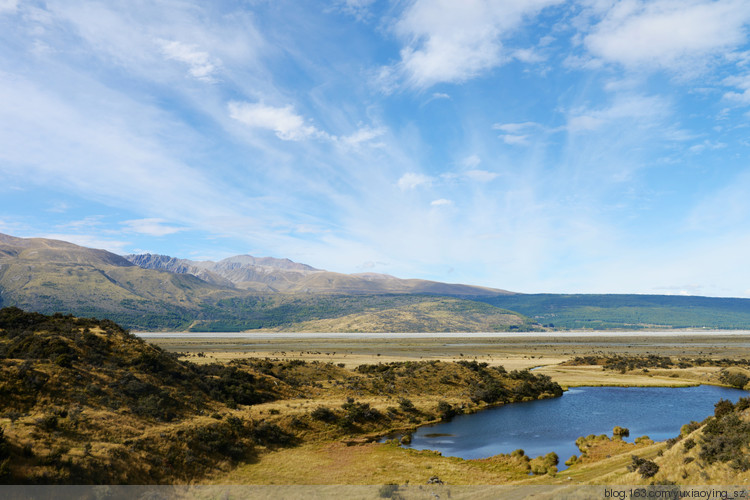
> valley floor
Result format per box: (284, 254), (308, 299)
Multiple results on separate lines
(147, 333), (750, 489)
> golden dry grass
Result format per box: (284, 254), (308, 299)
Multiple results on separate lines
(213, 441), (537, 485)
(148, 334), (750, 486)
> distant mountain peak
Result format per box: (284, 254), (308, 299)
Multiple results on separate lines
(124, 251), (510, 296)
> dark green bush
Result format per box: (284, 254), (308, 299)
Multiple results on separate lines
(436, 401), (458, 421)
(398, 397), (416, 412)
(311, 406), (337, 423)
(628, 455), (659, 478)
(714, 399), (734, 418)
(683, 438), (696, 451)
(719, 370), (749, 389)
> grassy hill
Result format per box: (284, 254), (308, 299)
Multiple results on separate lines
(0, 308), (562, 484)
(257, 297), (535, 333)
(480, 294), (750, 330)
(188, 294), (537, 332)
(0, 307), (297, 483)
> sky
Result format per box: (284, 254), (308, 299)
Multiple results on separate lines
(2, 0), (750, 297)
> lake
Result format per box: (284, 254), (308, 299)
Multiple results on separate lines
(400, 385), (748, 468)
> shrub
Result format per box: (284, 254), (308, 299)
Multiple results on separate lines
(680, 421), (701, 436)
(719, 370), (750, 389)
(341, 401), (382, 423)
(311, 406), (337, 423)
(699, 412), (750, 465)
(714, 399), (734, 418)
(613, 426), (630, 439)
(378, 483), (399, 498)
(398, 397), (416, 413)
(530, 452), (559, 475)
(436, 401), (457, 421)
(38, 414), (58, 431)
(252, 421), (295, 447)
(628, 455), (659, 479)
(683, 438), (696, 451)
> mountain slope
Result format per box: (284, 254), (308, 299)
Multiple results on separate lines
(124, 253), (511, 296)
(0, 234), (527, 331)
(0, 234), (237, 329)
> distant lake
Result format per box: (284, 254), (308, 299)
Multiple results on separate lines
(401, 385), (748, 469)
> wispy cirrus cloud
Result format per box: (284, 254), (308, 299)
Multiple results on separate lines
(228, 101), (326, 141)
(157, 39), (221, 82)
(397, 172), (433, 190)
(122, 218), (184, 237)
(0, 0), (17, 13)
(337, 126), (386, 148)
(431, 198), (453, 207)
(493, 121), (544, 145)
(566, 93), (671, 132)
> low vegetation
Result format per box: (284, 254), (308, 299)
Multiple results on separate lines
(480, 293), (750, 330)
(3, 308), (749, 486)
(0, 308), (563, 484)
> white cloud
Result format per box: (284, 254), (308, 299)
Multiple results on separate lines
(512, 48), (545, 63)
(335, 0), (377, 21)
(501, 134), (530, 145)
(566, 93), (670, 132)
(397, 172), (433, 190)
(388, 0), (563, 88)
(584, 0), (750, 72)
(493, 121), (542, 145)
(461, 154), (481, 169)
(228, 101), (324, 141)
(724, 90), (750, 104)
(688, 140), (727, 154)
(0, 0), (17, 13)
(465, 169), (499, 182)
(46, 202), (70, 213)
(338, 126), (385, 147)
(493, 121), (541, 133)
(723, 73), (750, 104)
(157, 39), (220, 82)
(566, 114), (606, 132)
(431, 198), (453, 206)
(122, 218), (184, 237)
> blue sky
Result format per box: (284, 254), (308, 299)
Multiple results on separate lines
(2, 0), (750, 297)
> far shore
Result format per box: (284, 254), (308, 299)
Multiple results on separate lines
(135, 329), (750, 339)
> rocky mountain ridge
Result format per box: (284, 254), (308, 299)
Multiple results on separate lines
(124, 252), (511, 296)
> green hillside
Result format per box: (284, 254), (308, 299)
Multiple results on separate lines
(479, 294), (750, 330)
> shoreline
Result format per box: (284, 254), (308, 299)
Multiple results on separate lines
(134, 330), (750, 339)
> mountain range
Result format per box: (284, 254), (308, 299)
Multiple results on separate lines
(0, 233), (523, 331)
(123, 252), (511, 296)
(4, 232), (750, 332)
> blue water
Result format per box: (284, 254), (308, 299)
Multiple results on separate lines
(403, 385), (748, 467)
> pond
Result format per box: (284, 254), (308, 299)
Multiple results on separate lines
(400, 385), (748, 469)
